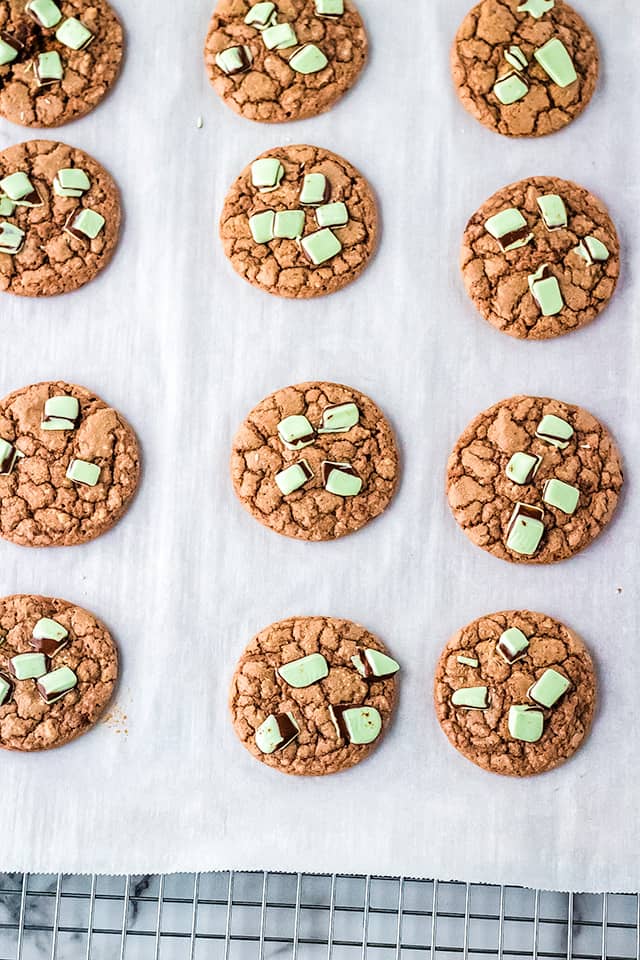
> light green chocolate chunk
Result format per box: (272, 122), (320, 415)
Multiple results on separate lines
(351, 649), (400, 678)
(301, 227), (341, 265)
(318, 402), (359, 434)
(505, 45), (528, 71)
(38, 666), (77, 703)
(33, 618), (68, 643)
(509, 705), (544, 743)
(249, 209), (275, 244)
(289, 43), (328, 75)
(485, 207), (532, 252)
(543, 478), (579, 515)
(528, 264), (564, 316)
(536, 414), (573, 449)
(534, 38), (577, 87)
(36, 50), (64, 83)
(251, 158), (284, 192)
(506, 504), (545, 556)
(0, 197), (15, 216)
(255, 713), (299, 754)
(0, 437), (20, 473)
(300, 173), (328, 206)
(493, 72), (528, 105)
(506, 451), (542, 485)
(68, 208), (105, 239)
(278, 653), (329, 688)
(0, 221), (25, 255)
(574, 236), (610, 265)
(497, 627), (529, 664)
(54, 168), (91, 198)
(0, 172), (35, 201)
(334, 706), (382, 745)
(215, 45), (252, 75)
(518, 0), (554, 16)
(452, 686), (489, 710)
(244, 2), (277, 28)
(457, 655), (479, 668)
(316, 201), (348, 228)
(323, 462), (362, 497)
(42, 395), (79, 430)
(0, 37), (19, 66)
(262, 22), (298, 50)
(274, 209), (305, 239)
(277, 414), (315, 450)
(537, 194), (567, 230)
(275, 459), (313, 495)
(66, 458), (101, 486)
(27, 0), (62, 27)
(529, 668), (570, 708)
(56, 17), (93, 50)
(0, 675), (10, 706)
(315, 0), (344, 14)
(10, 653), (47, 680)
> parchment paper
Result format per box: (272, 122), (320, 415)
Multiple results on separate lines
(1, 0), (638, 893)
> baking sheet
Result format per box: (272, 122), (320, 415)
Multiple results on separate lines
(1, 0), (638, 893)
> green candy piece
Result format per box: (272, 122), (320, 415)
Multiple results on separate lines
(323, 461), (362, 497)
(262, 22), (298, 50)
(518, 0), (554, 16)
(0, 197), (15, 216)
(528, 264), (564, 316)
(249, 209), (275, 244)
(574, 236), (610, 266)
(331, 706), (382, 745)
(543, 478), (579, 515)
(38, 666), (77, 704)
(0, 171), (35, 202)
(456, 655), (479, 668)
(244, 2), (276, 29)
(277, 414), (315, 450)
(67, 208), (105, 240)
(10, 652), (47, 681)
(529, 668), (570, 708)
(506, 503), (545, 556)
(505, 45), (528, 71)
(278, 653), (329, 688)
(41, 394), (79, 430)
(215, 45), (253, 75)
(0, 674), (11, 706)
(537, 194), (567, 230)
(275, 459), (313, 495)
(536, 414), (573, 449)
(452, 686), (489, 709)
(56, 17), (93, 50)
(351, 649), (400, 678)
(301, 227), (342, 265)
(316, 201), (348, 229)
(54, 169), (91, 198)
(534, 38), (577, 88)
(255, 712), (299, 754)
(0, 437), (22, 473)
(27, 0), (62, 27)
(289, 43), (328, 75)
(508, 705), (544, 743)
(274, 209), (305, 239)
(0, 221), (25, 255)
(33, 618), (68, 643)
(66, 458), (101, 486)
(300, 173), (329, 206)
(317, 402), (359, 434)
(493, 72), (528, 105)
(506, 451), (542, 485)
(0, 36), (19, 66)
(485, 207), (532, 252)
(36, 50), (64, 83)
(315, 0), (344, 15)
(251, 158), (284, 192)
(497, 627), (529, 664)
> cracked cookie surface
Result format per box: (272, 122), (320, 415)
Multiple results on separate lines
(434, 610), (596, 776)
(0, 380), (140, 546)
(446, 395), (623, 564)
(0, 593), (117, 751)
(230, 616), (398, 776)
(0, 140), (120, 296)
(0, 0), (123, 128)
(462, 176), (619, 340)
(220, 144), (377, 299)
(231, 381), (398, 541)
(451, 0), (598, 137)
(204, 0), (367, 123)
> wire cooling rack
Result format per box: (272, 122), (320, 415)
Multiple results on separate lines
(1, 874), (639, 960)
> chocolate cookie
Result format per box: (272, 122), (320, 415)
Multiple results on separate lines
(230, 616), (400, 776)
(0, 380), (140, 546)
(231, 381), (398, 541)
(0, 140), (120, 296)
(451, 0), (598, 137)
(461, 176), (619, 340)
(446, 395), (623, 564)
(434, 610), (596, 776)
(0, 593), (118, 751)
(204, 0), (367, 123)
(0, 0), (123, 128)
(219, 144), (377, 299)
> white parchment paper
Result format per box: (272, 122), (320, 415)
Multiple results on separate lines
(0, 0), (638, 893)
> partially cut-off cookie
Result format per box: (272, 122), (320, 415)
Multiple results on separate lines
(230, 616), (400, 776)
(434, 610), (596, 776)
(0, 594), (118, 751)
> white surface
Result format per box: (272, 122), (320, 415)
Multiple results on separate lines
(0, 0), (638, 893)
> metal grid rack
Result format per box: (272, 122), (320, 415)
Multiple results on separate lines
(1, 874), (639, 960)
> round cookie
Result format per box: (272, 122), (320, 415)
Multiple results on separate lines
(0, 140), (121, 297)
(230, 616), (400, 776)
(446, 395), (623, 564)
(0, 0), (123, 128)
(231, 381), (398, 541)
(204, 0), (367, 123)
(461, 176), (619, 340)
(0, 593), (118, 751)
(434, 610), (596, 777)
(451, 0), (598, 138)
(0, 380), (140, 546)
(219, 144), (377, 299)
